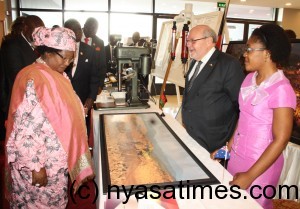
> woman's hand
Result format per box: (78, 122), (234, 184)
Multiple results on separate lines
(229, 172), (255, 190)
(32, 167), (48, 187)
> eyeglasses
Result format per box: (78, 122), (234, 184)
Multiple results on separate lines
(186, 37), (209, 44)
(244, 47), (266, 53)
(55, 52), (74, 63)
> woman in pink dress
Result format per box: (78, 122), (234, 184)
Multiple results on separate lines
(5, 26), (95, 208)
(227, 24), (296, 208)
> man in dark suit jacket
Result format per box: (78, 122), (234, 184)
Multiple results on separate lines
(182, 25), (244, 153)
(64, 19), (100, 135)
(105, 34), (118, 75)
(0, 15), (44, 118)
(82, 17), (106, 91)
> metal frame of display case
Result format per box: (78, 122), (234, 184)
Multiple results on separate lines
(99, 112), (220, 194)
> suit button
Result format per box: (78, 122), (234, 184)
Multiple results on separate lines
(188, 110), (191, 113)
(190, 126), (193, 130)
(182, 108), (185, 111)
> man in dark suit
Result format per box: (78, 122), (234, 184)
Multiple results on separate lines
(82, 17), (106, 92)
(0, 15), (44, 118)
(64, 19), (100, 135)
(182, 25), (244, 153)
(105, 34), (118, 75)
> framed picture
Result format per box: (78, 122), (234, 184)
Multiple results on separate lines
(100, 112), (220, 193)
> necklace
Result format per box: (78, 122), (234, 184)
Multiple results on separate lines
(36, 57), (47, 65)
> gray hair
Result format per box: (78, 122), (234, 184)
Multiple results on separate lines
(203, 26), (217, 43)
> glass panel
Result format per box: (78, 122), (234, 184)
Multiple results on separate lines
(100, 112), (219, 193)
(227, 22), (244, 41)
(11, 10), (18, 23)
(248, 24), (262, 38)
(156, 1), (217, 15)
(228, 4), (274, 21)
(64, 12), (108, 45)
(65, 0), (108, 11)
(20, 11), (63, 28)
(20, 0), (62, 9)
(111, 0), (152, 13)
(110, 14), (152, 46)
(11, 0), (17, 8)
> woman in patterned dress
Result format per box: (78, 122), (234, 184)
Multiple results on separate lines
(5, 26), (95, 208)
(225, 24), (296, 209)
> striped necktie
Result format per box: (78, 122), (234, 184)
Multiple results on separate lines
(187, 61), (202, 92)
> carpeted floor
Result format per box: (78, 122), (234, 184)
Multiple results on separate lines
(273, 199), (300, 209)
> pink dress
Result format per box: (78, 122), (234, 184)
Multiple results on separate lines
(6, 80), (68, 209)
(227, 70), (296, 209)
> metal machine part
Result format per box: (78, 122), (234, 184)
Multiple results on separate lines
(114, 46), (151, 107)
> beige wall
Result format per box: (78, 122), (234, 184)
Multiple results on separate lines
(282, 8), (300, 38)
(0, 0), (5, 45)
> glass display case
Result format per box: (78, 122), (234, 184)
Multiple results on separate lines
(99, 112), (219, 193)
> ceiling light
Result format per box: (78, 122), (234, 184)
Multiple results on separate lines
(285, 3), (292, 6)
(241, 0), (246, 2)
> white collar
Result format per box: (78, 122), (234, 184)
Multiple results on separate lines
(21, 32), (34, 50)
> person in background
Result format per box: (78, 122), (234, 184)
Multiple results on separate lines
(105, 34), (118, 75)
(5, 26), (95, 208)
(223, 24), (296, 209)
(82, 17), (106, 92)
(0, 15), (44, 119)
(0, 16), (27, 140)
(129, 31), (146, 47)
(182, 25), (244, 153)
(1, 16), (26, 44)
(284, 29), (296, 39)
(64, 18), (100, 135)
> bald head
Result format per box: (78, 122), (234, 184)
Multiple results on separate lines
(83, 17), (98, 38)
(132, 32), (140, 45)
(191, 25), (217, 43)
(187, 25), (217, 61)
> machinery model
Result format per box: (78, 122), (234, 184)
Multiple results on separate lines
(114, 46), (152, 107)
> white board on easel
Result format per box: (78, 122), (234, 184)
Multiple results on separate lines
(151, 11), (224, 89)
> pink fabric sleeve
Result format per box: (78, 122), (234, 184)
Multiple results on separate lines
(268, 83), (297, 109)
(9, 80), (47, 172)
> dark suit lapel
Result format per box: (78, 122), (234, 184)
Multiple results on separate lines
(188, 50), (220, 94)
(20, 37), (38, 62)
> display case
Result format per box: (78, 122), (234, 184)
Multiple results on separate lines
(99, 112), (220, 193)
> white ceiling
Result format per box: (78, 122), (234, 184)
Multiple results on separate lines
(185, 0), (300, 9)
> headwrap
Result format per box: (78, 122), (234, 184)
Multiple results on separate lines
(32, 26), (76, 51)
